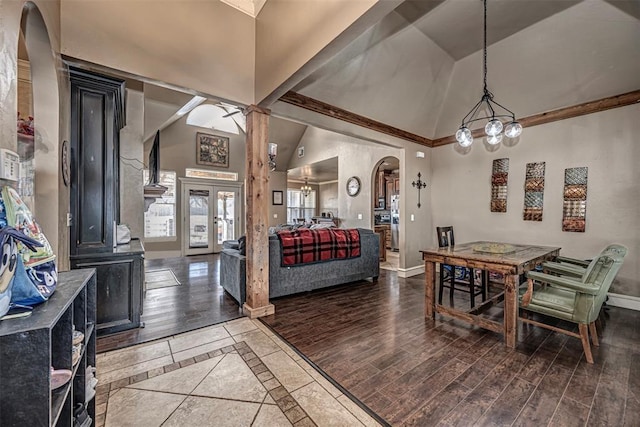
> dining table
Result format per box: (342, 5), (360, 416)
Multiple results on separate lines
(421, 241), (560, 348)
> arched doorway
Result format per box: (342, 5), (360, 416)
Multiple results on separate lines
(19, 2), (63, 262)
(372, 156), (400, 271)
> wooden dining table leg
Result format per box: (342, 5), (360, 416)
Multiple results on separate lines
(504, 274), (519, 348)
(425, 261), (435, 319)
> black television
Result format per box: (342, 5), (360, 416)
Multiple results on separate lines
(144, 130), (167, 200)
(147, 130), (160, 186)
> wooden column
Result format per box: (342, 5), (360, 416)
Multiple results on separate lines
(242, 105), (275, 318)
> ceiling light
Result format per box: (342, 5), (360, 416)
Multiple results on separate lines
(301, 178), (312, 198)
(455, 0), (522, 147)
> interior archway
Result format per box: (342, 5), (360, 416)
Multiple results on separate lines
(371, 155), (400, 271)
(19, 2), (61, 259)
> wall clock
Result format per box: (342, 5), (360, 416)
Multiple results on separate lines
(346, 176), (361, 197)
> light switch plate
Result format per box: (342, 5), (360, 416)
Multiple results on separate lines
(357, 213), (363, 220)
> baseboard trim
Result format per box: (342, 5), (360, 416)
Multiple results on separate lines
(607, 293), (640, 311)
(145, 250), (182, 260)
(397, 265), (425, 278)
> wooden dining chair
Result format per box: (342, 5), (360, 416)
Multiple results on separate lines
(436, 226), (488, 308)
(519, 247), (626, 363)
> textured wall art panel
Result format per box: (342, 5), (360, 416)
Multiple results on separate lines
(490, 158), (509, 212)
(523, 162), (545, 221)
(562, 167), (588, 232)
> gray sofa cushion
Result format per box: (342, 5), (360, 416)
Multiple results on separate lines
(219, 228), (379, 305)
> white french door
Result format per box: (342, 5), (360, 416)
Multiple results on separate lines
(181, 181), (241, 255)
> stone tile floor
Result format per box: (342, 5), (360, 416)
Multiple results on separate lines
(96, 318), (381, 427)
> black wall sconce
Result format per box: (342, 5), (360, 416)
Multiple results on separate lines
(412, 172), (427, 208)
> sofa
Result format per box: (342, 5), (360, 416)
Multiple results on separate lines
(220, 228), (380, 305)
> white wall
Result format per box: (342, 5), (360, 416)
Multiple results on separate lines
(430, 105), (640, 296)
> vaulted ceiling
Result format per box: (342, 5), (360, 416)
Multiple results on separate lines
(135, 0), (640, 181)
(275, 0), (640, 141)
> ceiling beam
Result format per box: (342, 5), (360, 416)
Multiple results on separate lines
(280, 89), (640, 149)
(431, 89), (640, 147)
(279, 91), (432, 147)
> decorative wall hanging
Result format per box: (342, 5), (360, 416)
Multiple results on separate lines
(196, 133), (229, 168)
(411, 172), (427, 208)
(523, 162), (545, 221)
(490, 158), (509, 212)
(562, 167), (588, 232)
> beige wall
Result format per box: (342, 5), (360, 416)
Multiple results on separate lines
(268, 171), (287, 227)
(430, 105), (640, 297)
(60, 0), (255, 105)
(434, 0), (640, 138)
(288, 126), (431, 272)
(0, 0), (69, 269)
(319, 182), (338, 217)
(255, 0), (400, 104)
(143, 117), (247, 253)
(120, 89), (145, 239)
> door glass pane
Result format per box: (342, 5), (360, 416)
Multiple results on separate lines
(217, 191), (235, 244)
(189, 189), (209, 248)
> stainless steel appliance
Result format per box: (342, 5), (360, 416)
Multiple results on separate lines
(375, 212), (391, 224)
(390, 195), (399, 251)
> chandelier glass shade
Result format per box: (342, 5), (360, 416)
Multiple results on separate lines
(301, 178), (312, 198)
(455, 0), (522, 147)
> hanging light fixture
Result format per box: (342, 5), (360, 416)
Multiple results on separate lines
(455, 0), (522, 148)
(300, 178), (312, 198)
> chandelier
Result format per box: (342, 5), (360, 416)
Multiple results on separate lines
(301, 178), (312, 198)
(455, 0), (522, 148)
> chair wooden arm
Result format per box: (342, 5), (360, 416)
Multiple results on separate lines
(526, 271), (600, 295)
(520, 278), (534, 307)
(542, 261), (585, 278)
(555, 256), (591, 267)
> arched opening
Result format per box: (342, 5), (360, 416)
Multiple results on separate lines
(19, 2), (61, 259)
(371, 155), (400, 271)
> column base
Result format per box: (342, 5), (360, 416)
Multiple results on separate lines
(242, 303), (275, 319)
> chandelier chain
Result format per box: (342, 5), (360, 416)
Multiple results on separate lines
(483, 0), (488, 94)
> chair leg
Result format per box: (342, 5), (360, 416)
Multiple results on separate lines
(588, 321), (599, 347)
(469, 269), (475, 309)
(438, 264), (444, 305)
(578, 323), (594, 364)
(482, 270), (488, 301)
(449, 269), (455, 306)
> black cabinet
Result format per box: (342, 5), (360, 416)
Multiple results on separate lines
(71, 239), (144, 336)
(69, 67), (125, 256)
(68, 67), (144, 336)
(0, 269), (97, 426)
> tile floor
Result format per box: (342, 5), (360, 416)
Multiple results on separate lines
(96, 318), (382, 427)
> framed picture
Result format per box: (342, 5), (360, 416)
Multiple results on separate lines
(196, 133), (229, 168)
(272, 190), (283, 205)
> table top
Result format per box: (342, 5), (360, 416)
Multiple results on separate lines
(421, 241), (560, 268)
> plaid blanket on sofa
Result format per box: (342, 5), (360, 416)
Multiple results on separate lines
(277, 228), (361, 266)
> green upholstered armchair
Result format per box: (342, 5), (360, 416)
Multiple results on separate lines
(519, 246), (626, 364)
(541, 244), (626, 279)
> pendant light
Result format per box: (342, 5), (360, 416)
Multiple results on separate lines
(455, 0), (522, 148)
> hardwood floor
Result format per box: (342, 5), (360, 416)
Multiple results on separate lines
(97, 254), (242, 353)
(262, 269), (640, 426)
